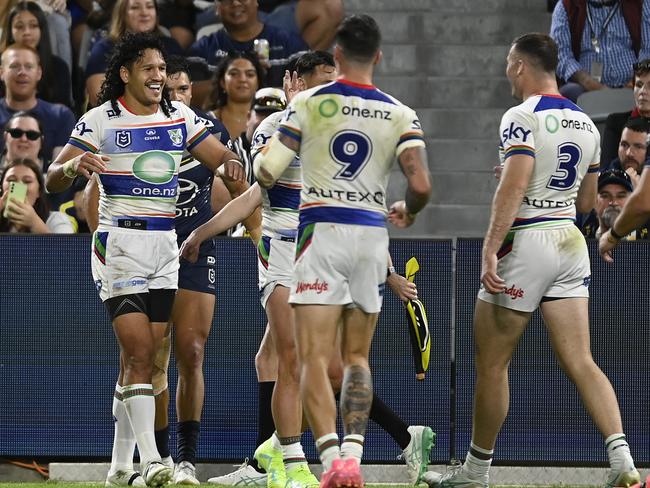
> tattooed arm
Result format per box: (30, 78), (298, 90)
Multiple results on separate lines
(388, 146), (432, 228)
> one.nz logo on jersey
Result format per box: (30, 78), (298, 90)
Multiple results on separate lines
(132, 150), (176, 184)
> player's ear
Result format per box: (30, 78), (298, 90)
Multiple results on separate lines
(373, 49), (382, 66)
(119, 65), (129, 84)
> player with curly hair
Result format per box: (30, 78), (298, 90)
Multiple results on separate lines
(46, 31), (245, 487)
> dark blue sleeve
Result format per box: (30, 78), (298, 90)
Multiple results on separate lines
(85, 39), (113, 76)
(188, 35), (212, 60)
(55, 106), (77, 148)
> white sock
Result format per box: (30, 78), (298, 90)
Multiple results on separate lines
(109, 384), (137, 473)
(122, 383), (161, 467)
(271, 431), (282, 450)
(463, 443), (493, 481)
(316, 433), (340, 471)
(340, 434), (364, 463)
(280, 436), (307, 469)
(606, 433), (635, 471)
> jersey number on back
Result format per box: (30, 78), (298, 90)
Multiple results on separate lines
(330, 130), (373, 180)
(547, 142), (582, 190)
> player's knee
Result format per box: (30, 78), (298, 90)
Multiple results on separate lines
(177, 339), (206, 372)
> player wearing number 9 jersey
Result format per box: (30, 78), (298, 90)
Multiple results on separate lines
(422, 33), (639, 488)
(254, 15), (431, 488)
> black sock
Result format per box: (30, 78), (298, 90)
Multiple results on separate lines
(155, 426), (170, 459)
(250, 381), (275, 473)
(369, 393), (411, 450)
(177, 420), (201, 465)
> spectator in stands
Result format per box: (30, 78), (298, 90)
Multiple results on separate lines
(157, 0), (196, 50)
(607, 117), (649, 188)
(1, 110), (44, 169)
(550, 0), (650, 102)
(58, 176), (91, 233)
(578, 169), (650, 239)
(1, 1), (73, 106)
(84, 0), (184, 107)
(258, 0), (344, 50)
(601, 59), (650, 166)
(215, 85), (285, 235)
(0, 45), (76, 162)
(205, 51), (264, 140)
(189, 0), (308, 89)
(0, 157), (73, 232)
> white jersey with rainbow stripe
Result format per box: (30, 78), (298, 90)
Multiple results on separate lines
(278, 79), (425, 228)
(68, 99), (209, 231)
(251, 110), (301, 240)
(498, 94), (600, 231)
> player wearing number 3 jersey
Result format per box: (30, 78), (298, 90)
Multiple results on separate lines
(423, 33), (639, 488)
(255, 15), (431, 488)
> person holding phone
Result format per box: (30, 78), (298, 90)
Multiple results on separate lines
(0, 157), (73, 233)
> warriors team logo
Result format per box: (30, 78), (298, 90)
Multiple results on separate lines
(167, 128), (183, 147)
(115, 130), (131, 148)
(132, 150), (176, 184)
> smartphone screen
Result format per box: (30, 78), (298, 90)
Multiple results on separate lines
(3, 181), (28, 218)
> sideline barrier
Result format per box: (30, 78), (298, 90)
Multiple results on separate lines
(0, 236), (647, 465)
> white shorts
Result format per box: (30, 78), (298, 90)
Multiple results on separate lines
(477, 224), (591, 312)
(258, 235), (295, 308)
(91, 228), (179, 302)
(289, 223), (389, 313)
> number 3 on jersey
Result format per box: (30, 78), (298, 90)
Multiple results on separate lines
(547, 142), (582, 190)
(330, 130), (373, 180)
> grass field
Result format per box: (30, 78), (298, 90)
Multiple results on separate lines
(0, 484), (604, 488)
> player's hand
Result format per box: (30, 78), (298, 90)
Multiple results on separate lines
(494, 164), (503, 181)
(598, 229), (619, 263)
(388, 200), (415, 228)
(221, 159), (245, 182)
(386, 272), (418, 303)
(480, 252), (506, 294)
(69, 152), (109, 178)
(46, 0), (67, 12)
(283, 70), (300, 103)
(179, 231), (203, 263)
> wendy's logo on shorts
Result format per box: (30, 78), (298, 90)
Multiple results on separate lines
(296, 279), (329, 294)
(503, 284), (524, 300)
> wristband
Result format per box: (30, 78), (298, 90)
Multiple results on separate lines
(62, 160), (77, 179)
(610, 226), (624, 240)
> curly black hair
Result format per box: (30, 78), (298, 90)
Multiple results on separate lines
(97, 31), (173, 117)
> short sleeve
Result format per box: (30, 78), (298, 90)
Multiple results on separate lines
(499, 106), (536, 161)
(68, 107), (102, 153)
(175, 103), (211, 151)
(277, 94), (304, 145)
(396, 107), (426, 158)
(251, 111), (281, 160)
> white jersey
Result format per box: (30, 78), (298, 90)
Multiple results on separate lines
(279, 79), (425, 228)
(68, 99), (210, 231)
(499, 94), (600, 231)
(251, 110), (301, 239)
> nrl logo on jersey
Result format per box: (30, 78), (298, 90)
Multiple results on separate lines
(115, 130), (131, 148)
(168, 128), (183, 147)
